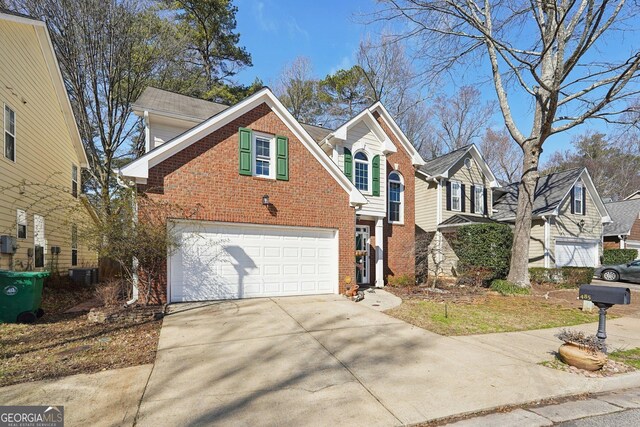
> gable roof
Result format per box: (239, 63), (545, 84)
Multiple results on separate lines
(417, 144), (498, 187)
(120, 87), (367, 206)
(439, 214), (498, 228)
(624, 191), (640, 201)
(492, 168), (610, 222)
(603, 198), (640, 236)
(0, 9), (88, 167)
(133, 86), (332, 143)
(368, 102), (425, 166)
(325, 106), (398, 155)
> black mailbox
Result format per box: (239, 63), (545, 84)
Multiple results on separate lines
(579, 285), (631, 305)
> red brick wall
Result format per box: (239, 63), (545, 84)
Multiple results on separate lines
(139, 103), (356, 302)
(373, 112), (416, 280)
(630, 217), (640, 241)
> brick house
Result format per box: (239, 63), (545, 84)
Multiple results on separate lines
(603, 196), (640, 253)
(119, 87), (423, 303)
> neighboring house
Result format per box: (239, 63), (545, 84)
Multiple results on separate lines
(415, 144), (500, 275)
(120, 87), (423, 303)
(603, 197), (640, 252)
(624, 191), (640, 201)
(0, 10), (95, 272)
(492, 168), (610, 268)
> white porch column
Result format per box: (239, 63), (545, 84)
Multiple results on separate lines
(375, 218), (384, 287)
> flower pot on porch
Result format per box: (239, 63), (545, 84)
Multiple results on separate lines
(558, 342), (607, 371)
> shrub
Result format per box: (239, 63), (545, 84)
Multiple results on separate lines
(490, 279), (530, 295)
(528, 267), (593, 287)
(456, 267), (494, 287)
(603, 249), (638, 265)
(452, 223), (513, 281)
(95, 280), (126, 307)
(387, 274), (416, 287)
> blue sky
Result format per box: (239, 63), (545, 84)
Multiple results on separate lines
(233, 0), (635, 164)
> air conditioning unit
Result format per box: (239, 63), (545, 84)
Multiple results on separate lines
(51, 246), (61, 255)
(0, 235), (17, 254)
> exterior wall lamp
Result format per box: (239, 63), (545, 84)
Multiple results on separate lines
(262, 194), (270, 206)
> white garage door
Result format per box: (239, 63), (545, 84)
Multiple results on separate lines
(169, 221), (339, 302)
(555, 240), (599, 267)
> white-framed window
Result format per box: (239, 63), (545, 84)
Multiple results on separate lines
(354, 151), (369, 192)
(253, 133), (275, 178)
(4, 104), (16, 162)
(71, 224), (78, 267)
(475, 185), (484, 214)
(388, 171), (404, 223)
(451, 180), (462, 211)
(71, 164), (79, 198)
(574, 183), (583, 214)
(17, 209), (27, 239)
(34, 214), (45, 268)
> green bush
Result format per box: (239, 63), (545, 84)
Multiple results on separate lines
(452, 223), (513, 283)
(490, 279), (530, 295)
(528, 267), (594, 287)
(603, 249), (638, 265)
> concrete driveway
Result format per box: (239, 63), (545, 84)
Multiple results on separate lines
(136, 295), (640, 427)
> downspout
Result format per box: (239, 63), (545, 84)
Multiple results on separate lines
(436, 178), (443, 263)
(619, 235), (625, 249)
(542, 215), (550, 269)
(116, 174), (139, 305)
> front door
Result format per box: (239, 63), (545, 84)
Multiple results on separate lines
(355, 225), (370, 285)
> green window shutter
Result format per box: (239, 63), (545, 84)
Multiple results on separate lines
(238, 127), (252, 176)
(372, 155), (380, 196)
(276, 135), (289, 181)
(343, 148), (353, 179)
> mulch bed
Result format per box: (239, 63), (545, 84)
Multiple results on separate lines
(0, 284), (162, 387)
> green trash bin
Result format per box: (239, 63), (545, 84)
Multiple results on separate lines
(0, 270), (50, 324)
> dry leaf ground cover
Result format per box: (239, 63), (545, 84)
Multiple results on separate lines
(0, 284), (161, 387)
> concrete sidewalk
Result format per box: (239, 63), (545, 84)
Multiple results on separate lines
(137, 295), (640, 426)
(0, 364), (152, 427)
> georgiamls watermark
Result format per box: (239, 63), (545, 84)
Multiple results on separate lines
(0, 406), (64, 427)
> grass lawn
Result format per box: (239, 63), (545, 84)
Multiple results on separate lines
(0, 285), (162, 387)
(610, 348), (640, 369)
(385, 295), (601, 336)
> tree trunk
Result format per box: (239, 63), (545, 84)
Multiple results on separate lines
(507, 141), (541, 287)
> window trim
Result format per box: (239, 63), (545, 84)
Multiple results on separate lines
(16, 209), (27, 239)
(450, 180), (462, 212)
(474, 185), (484, 215)
(353, 150), (371, 193)
(252, 132), (275, 179)
(388, 171), (404, 224)
(71, 164), (79, 198)
(71, 224), (78, 267)
(574, 183), (583, 215)
(4, 103), (16, 163)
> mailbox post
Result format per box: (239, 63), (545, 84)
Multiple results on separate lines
(578, 285), (631, 344)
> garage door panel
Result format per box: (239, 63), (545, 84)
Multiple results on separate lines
(555, 240), (598, 267)
(169, 222), (338, 302)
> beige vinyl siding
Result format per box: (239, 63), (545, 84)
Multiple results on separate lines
(550, 182), (603, 264)
(149, 116), (194, 149)
(337, 121), (386, 217)
(441, 153), (493, 223)
(415, 174), (438, 232)
(0, 19), (96, 272)
(528, 219), (547, 267)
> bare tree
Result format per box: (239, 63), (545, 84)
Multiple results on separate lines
(379, 1), (640, 286)
(425, 86), (495, 157)
(357, 33), (430, 150)
(273, 57), (321, 124)
(480, 128), (523, 183)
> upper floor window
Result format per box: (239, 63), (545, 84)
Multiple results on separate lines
(17, 209), (27, 239)
(4, 105), (15, 162)
(253, 133), (274, 178)
(72, 164), (79, 198)
(451, 181), (462, 211)
(354, 152), (369, 192)
(388, 172), (404, 223)
(574, 183), (583, 215)
(474, 185), (484, 214)
(71, 224), (78, 266)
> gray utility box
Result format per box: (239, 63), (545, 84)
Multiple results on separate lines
(0, 235), (17, 254)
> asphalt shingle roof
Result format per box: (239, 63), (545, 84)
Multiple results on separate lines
(491, 168), (584, 221)
(133, 86), (333, 143)
(603, 198), (640, 236)
(418, 145), (473, 177)
(439, 214), (498, 227)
